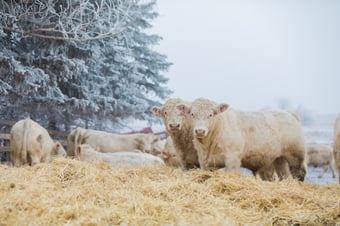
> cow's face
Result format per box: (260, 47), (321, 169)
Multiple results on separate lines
(158, 151), (180, 167)
(150, 138), (166, 155)
(152, 99), (189, 133)
(182, 98), (228, 139)
(52, 142), (67, 157)
(135, 135), (161, 154)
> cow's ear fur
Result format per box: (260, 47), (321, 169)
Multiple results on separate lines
(176, 104), (190, 116)
(135, 138), (143, 146)
(37, 134), (43, 142)
(153, 136), (159, 143)
(152, 106), (163, 118)
(214, 103), (229, 114)
(76, 146), (82, 155)
(159, 152), (170, 160)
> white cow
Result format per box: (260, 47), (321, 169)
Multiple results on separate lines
(67, 127), (161, 156)
(75, 144), (164, 168)
(10, 118), (66, 166)
(177, 98), (307, 181)
(306, 143), (336, 178)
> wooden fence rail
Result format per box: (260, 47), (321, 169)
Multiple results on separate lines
(0, 133), (10, 140)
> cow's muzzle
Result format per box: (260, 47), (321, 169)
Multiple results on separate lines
(195, 128), (206, 138)
(168, 123), (181, 131)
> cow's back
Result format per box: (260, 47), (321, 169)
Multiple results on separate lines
(306, 143), (333, 166)
(238, 111), (282, 171)
(85, 130), (137, 153)
(10, 118), (55, 166)
(272, 111), (305, 150)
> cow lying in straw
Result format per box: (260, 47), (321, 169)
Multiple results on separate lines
(75, 144), (164, 168)
(67, 127), (162, 156)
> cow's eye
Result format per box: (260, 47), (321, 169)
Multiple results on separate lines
(164, 111), (167, 116)
(191, 113), (194, 117)
(208, 114), (213, 118)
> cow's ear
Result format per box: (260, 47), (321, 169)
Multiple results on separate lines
(215, 103), (229, 114)
(159, 152), (170, 160)
(176, 104), (189, 116)
(37, 134), (43, 142)
(152, 106), (163, 118)
(76, 146), (81, 155)
(135, 138), (143, 146)
(153, 136), (159, 143)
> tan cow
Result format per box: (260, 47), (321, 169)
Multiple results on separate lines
(10, 118), (66, 166)
(67, 127), (161, 156)
(305, 143), (336, 178)
(177, 98), (307, 181)
(334, 114), (340, 184)
(75, 144), (164, 168)
(152, 98), (199, 170)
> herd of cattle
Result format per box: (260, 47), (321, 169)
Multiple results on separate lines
(8, 98), (340, 184)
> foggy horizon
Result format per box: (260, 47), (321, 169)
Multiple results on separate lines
(152, 0), (340, 115)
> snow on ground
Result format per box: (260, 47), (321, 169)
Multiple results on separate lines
(302, 113), (338, 185)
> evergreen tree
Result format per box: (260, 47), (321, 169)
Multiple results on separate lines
(0, 0), (171, 130)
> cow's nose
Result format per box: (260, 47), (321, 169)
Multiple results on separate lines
(169, 123), (180, 129)
(195, 129), (205, 137)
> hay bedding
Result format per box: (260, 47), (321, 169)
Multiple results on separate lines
(0, 159), (339, 226)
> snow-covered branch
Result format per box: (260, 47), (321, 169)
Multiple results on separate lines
(0, 0), (172, 130)
(0, 0), (133, 42)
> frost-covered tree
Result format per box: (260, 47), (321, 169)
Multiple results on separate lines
(0, 0), (171, 131)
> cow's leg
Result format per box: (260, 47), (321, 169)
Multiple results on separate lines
(224, 152), (241, 172)
(330, 165), (336, 178)
(273, 157), (292, 180)
(318, 165), (329, 178)
(11, 150), (22, 167)
(28, 147), (41, 166)
(193, 141), (208, 170)
(12, 155), (22, 167)
(288, 157), (307, 181)
(256, 165), (277, 181)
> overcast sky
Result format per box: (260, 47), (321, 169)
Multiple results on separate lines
(152, 0), (340, 114)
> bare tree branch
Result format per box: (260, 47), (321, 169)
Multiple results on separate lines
(0, 0), (135, 42)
